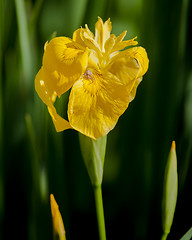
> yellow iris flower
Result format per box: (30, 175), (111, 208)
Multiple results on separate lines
(35, 17), (149, 139)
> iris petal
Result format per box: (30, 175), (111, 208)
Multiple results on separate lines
(108, 46), (149, 80)
(48, 105), (71, 132)
(103, 18), (112, 43)
(114, 47), (149, 77)
(35, 67), (55, 105)
(132, 47), (149, 78)
(68, 69), (130, 139)
(107, 54), (140, 85)
(95, 17), (112, 52)
(35, 67), (71, 132)
(72, 28), (86, 48)
(81, 29), (101, 56)
(129, 77), (143, 102)
(108, 46), (149, 102)
(112, 36), (138, 52)
(43, 37), (89, 97)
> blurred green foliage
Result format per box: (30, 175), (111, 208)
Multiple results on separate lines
(0, 0), (192, 239)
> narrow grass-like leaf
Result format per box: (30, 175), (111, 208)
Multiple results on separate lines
(0, 0), (4, 230)
(15, 0), (33, 88)
(0, 0), (4, 157)
(30, 0), (44, 31)
(180, 227), (192, 240)
(68, 0), (88, 29)
(25, 114), (40, 191)
(25, 113), (49, 202)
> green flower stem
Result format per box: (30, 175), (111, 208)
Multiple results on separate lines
(161, 233), (168, 240)
(78, 134), (107, 239)
(93, 185), (106, 240)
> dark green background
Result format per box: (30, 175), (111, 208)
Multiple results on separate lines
(0, 0), (192, 239)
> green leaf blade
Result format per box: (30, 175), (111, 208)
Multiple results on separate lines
(180, 227), (192, 240)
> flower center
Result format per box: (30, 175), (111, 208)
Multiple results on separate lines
(82, 69), (101, 95)
(83, 69), (95, 82)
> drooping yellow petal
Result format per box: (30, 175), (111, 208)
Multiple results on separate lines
(35, 67), (56, 106)
(107, 46), (148, 102)
(35, 67), (71, 132)
(48, 105), (71, 132)
(129, 77), (143, 102)
(68, 68), (130, 139)
(117, 47), (149, 77)
(108, 46), (149, 82)
(107, 54), (140, 85)
(43, 37), (89, 97)
(50, 194), (66, 240)
(132, 47), (149, 78)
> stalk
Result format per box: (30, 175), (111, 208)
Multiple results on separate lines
(93, 185), (106, 240)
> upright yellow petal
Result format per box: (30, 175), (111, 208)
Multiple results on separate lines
(73, 28), (87, 48)
(95, 17), (112, 52)
(112, 36), (138, 52)
(68, 68), (130, 139)
(85, 24), (95, 39)
(103, 30), (138, 55)
(103, 18), (112, 42)
(81, 28), (101, 57)
(50, 194), (66, 240)
(104, 36), (116, 56)
(95, 17), (104, 51)
(43, 37), (89, 97)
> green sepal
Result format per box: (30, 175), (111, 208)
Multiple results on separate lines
(79, 133), (107, 187)
(162, 141), (178, 240)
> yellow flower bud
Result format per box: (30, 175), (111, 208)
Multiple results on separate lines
(162, 141), (178, 240)
(50, 194), (66, 240)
